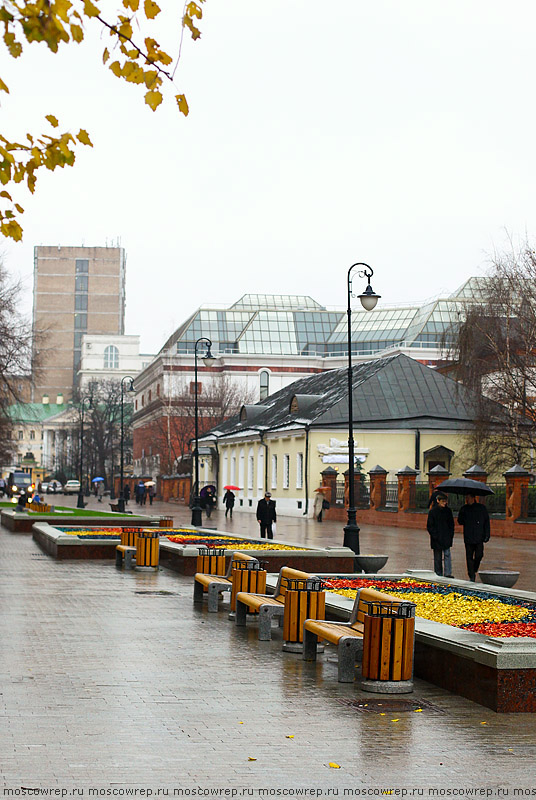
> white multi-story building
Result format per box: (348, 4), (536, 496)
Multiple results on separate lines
(77, 334), (154, 391)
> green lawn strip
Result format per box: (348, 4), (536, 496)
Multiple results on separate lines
(0, 501), (148, 518)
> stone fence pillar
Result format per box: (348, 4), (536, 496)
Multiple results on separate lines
(428, 464), (451, 496)
(504, 465), (530, 520)
(320, 466), (338, 507)
(368, 465), (388, 510)
(396, 466), (419, 512)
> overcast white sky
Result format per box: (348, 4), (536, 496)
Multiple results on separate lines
(3, 0), (536, 354)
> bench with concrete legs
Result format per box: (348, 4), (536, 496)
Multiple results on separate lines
(303, 586), (409, 682)
(115, 544), (136, 570)
(193, 552), (259, 612)
(236, 566), (316, 641)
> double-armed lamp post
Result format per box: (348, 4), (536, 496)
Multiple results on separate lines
(118, 375), (135, 513)
(191, 337), (216, 527)
(343, 263), (381, 555)
(77, 395), (93, 509)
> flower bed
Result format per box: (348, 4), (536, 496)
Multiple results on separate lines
(55, 527), (307, 550)
(56, 526), (192, 539)
(324, 577), (536, 638)
(165, 532), (307, 551)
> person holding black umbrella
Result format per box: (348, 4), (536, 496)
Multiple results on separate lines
(457, 493), (490, 581)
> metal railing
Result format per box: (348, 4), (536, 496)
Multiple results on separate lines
(335, 481), (370, 508)
(481, 484), (506, 516)
(384, 482), (398, 507)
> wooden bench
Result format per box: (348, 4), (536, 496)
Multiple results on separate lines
(26, 502), (52, 513)
(303, 586), (410, 682)
(110, 503), (132, 513)
(193, 552), (259, 612)
(115, 545), (136, 570)
(236, 566), (316, 641)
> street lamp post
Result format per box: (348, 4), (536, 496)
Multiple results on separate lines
(118, 376), (135, 513)
(77, 396), (93, 509)
(343, 263), (381, 555)
(191, 337), (215, 527)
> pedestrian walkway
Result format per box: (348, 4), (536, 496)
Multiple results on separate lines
(1, 518), (535, 793)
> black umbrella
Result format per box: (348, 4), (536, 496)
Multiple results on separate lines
(436, 478), (494, 496)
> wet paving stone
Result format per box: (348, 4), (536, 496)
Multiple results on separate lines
(1, 521), (536, 793)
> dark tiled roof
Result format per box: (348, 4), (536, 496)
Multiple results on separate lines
(202, 354), (497, 440)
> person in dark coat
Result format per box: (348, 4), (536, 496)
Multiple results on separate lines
(426, 491), (455, 577)
(428, 487), (443, 508)
(256, 492), (276, 539)
(223, 490), (235, 518)
(457, 493), (491, 581)
(123, 484), (130, 504)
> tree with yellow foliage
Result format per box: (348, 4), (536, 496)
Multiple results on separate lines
(0, 0), (204, 241)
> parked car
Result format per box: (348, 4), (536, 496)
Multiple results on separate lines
(40, 482), (49, 493)
(47, 480), (63, 494)
(63, 480), (81, 495)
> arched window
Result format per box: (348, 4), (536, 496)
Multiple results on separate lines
(104, 345), (119, 369)
(259, 370), (270, 401)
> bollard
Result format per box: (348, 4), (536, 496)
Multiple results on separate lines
(361, 601), (416, 694)
(283, 578), (326, 653)
(196, 547), (227, 576)
(135, 530), (160, 568)
(159, 516), (173, 529)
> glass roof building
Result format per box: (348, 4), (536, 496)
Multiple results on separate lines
(161, 280), (481, 360)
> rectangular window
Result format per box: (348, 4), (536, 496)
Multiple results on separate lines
(18, 430), (23, 440)
(30, 430), (35, 440)
(283, 454), (290, 489)
(296, 452), (303, 489)
(75, 275), (88, 292)
(75, 259), (89, 274)
(75, 294), (88, 311)
(189, 381), (202, 394)
(271, 455), (277, 489)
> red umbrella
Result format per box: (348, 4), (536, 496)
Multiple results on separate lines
(223, 485), (241, 490)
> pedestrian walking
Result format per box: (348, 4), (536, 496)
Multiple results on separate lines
(256, 492), (276, 539)
(426, 491), (455, 577)
(223, 489), (235, 518)
(204, 487), (215, 518)
(97, 481), (104, 503)
(124, 484), (130, 504)
(148, 484), (156, 505)
(313, 487), (328, 522)
(457, 493), (491, 582)
(139, 483), (147, 505)
(428, 487), (443, 508)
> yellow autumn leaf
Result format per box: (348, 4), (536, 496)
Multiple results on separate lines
(109, 61), (122, 77)
(83, 0), (100, 16)
(14, 203), (24, 213)
(102, 48), (110, 64)
(286, 735), (294, 739)
(76, 129), (93, 147)
(328, 762), (341, 769)
(175, 94), (189, 116)
(391, 718), (400, 722)
(45, 114), (59, 128)
(123, 0), (140, 9)
(414, 708), (423, 712)
(0, 190), (12, 200)
(144, 0), (161, 19)
(145, 89), (163, 111)
(0, 77), (9, 93)
(247, 757), (256, 762)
